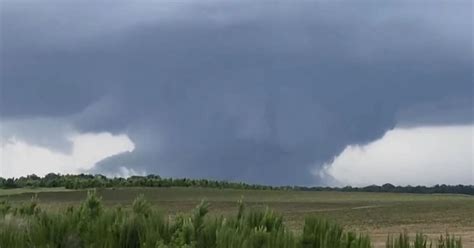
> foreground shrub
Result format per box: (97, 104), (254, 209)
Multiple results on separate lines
(302, 218), (371, 248)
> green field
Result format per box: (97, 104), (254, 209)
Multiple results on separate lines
(1, 187), (473, 247)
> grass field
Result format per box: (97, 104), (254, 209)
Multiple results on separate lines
(1, 187), (473, 247)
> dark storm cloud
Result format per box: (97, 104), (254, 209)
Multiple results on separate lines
(1, 0), (472, 184)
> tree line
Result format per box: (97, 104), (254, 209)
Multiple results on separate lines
(0, 173), (472, 195)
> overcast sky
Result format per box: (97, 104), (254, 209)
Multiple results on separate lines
(0, 0), (472, 186)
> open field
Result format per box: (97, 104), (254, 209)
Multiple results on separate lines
(1, 187), (473, 247)
(0, 187), (74, 196)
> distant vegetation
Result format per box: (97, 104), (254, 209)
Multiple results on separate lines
(0, 191), (463, 248)
(0, 173), (473, 195)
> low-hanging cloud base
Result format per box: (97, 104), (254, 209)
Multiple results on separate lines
(1, 0), (472, 185)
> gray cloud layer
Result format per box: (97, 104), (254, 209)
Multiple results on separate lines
(1, 0), (472, 185)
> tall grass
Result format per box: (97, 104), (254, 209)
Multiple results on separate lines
(0, 192), (463, 248)
(385, 232), (462, 248)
